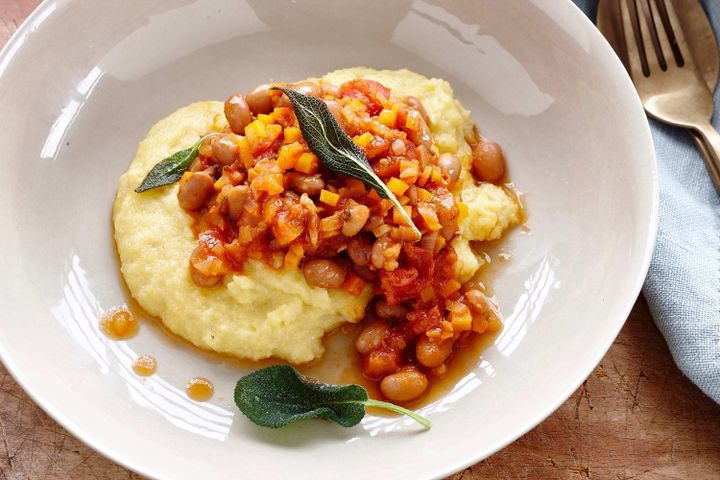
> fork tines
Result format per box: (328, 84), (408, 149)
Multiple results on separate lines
(619, 0), (694, 77)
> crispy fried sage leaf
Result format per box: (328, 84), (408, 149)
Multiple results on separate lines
(273, 87), (421, 238)
(234, 365), (430, 429)
(135, 132), (219, 193)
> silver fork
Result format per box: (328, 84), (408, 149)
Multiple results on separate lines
(620, 0), (720, 191)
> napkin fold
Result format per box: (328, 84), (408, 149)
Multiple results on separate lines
(572, 0), (720, 403)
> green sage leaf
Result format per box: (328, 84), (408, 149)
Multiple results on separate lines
(273, 87), (422, 238)
(135, 132), (219, 193)
(234, 365), (430, 429)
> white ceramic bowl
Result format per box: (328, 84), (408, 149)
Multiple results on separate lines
(0, 1), (657, 479)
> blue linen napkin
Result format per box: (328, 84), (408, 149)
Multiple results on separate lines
(572, 0), (720, 403)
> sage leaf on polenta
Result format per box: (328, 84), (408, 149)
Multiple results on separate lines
(273, 87), (422, 238)
(135, 132), (219, 193)
(234, 365), (430, 429)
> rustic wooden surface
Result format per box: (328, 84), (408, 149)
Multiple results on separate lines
(2, 2), (720, 479)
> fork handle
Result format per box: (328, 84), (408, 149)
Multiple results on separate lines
(691, 123), (720, 194)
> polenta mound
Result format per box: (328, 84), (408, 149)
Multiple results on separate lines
(113, 68), (521, 401)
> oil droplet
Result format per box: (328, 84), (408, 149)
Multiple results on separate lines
(186, 377), (214, 402)
(132, 355), (157, 377)
(99, 306), (138, 340)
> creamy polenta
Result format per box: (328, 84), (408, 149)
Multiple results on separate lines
(113, 68), (520, 365)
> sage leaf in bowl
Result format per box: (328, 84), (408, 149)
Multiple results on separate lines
(135, 132), (219, 193)
(234, 365), (430, 429)
(273, 87), (422, 238)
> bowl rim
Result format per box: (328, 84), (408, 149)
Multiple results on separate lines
(0, 0), (659, 478)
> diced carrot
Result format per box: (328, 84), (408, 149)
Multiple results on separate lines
(430, 166), (444, 184)
(378, 109), (397, 128)
(349, 99), (365, 111)
(266, 124), (283, 143)
(420, 286), (435, 302)
(277, 142), (304, 170)
(319, 189), (340, 206)
(417, 165), (432, 186)
(434, 236), (446, 254)
(257, 113), (274, 124)
(283, 126), (302, 143)
(245, 119), (267, 138)
(447, 300), (472, 332)
(392, 205), (413, 225)
(283, 244), (304, 270)
(342, 272), (367, 296)
(439, 279), (461, 298)
(295, 152), (319, 174)
(387, 177), (409, 196)
(416, 187), (434, 202)
(235, 137), (253, 168)
(353, 132), (373, 147)
(366, 188), (381, 203)
(253, 173), (284, 196)
(399, 159), (419, 184)
(417, 203), (441, 231)
(405, 110), (420, 130)
(272, 107), (294, 125)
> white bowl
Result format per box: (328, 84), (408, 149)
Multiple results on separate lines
(0, 1), (657, 479)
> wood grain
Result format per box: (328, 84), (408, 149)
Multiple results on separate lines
(2, 2), (719, 479)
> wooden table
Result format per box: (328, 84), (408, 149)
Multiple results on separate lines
(2, 2), (720, 478)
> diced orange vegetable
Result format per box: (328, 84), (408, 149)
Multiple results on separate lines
(253, 173), (284, 196)
(277, 142), (304, 170)
(400, 168), (419, 185)
(342, 272), (368, 296)
(246, 120), (281, 154)
(353, 132), (374, 147)
(378, 109), (397, 128)
(416, 187), (434, 202)
(447, 300), (472, 332)
(430, 166), (444, 184)
(214, 176), (231, 191)
(405, 110), (420, 130)
(319, 189), (340, 207)
(434, 236), (446, 254)
(295, 152), (319, 174)
(272, 107), (294, 125)
(349, 99), (365, 110)
(257, 113), (274, 125)
(283, 245), (304, 270)
(420, 286), (435, 302)
(366, 188), (381, 203)
(417, 203), (441, 231)
(439, 279), (461, 298)
(266, 124), (283, 142)
(236, 136), (253, 168)
(387, 177), (409, 196)
(392, 205), (413, 225)
(283, 126), (302, 143)
(246, 119), (266, 138)
(417, 166), (432, 186)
